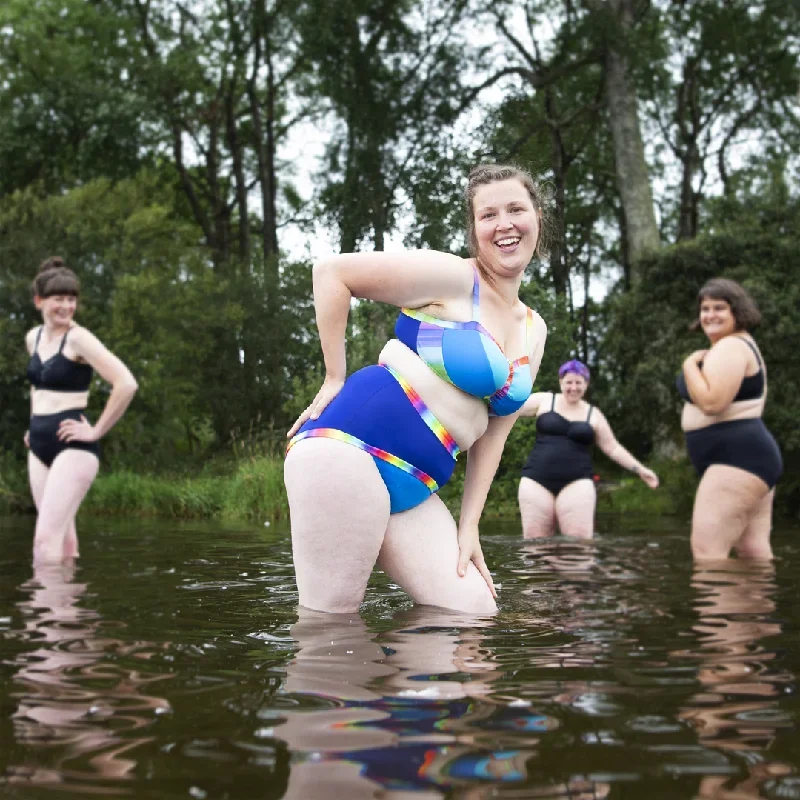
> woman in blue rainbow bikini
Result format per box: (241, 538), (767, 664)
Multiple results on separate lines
(285, 164), (549, 614)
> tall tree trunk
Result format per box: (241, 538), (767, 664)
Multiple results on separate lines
(581, 253), (591, 363)
(602, 0), (660, 267)
(248, 0), (280, 261)
(617, 201), (631, 290)
(676, 58), (701, 241)
(545, 89), (570, 296)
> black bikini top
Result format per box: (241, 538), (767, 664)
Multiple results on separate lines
(676, 337), (764, 404)
(535, 394), (595, 447)
(27, 327), (93, 392)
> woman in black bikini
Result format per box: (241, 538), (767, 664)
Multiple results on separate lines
(678, 278), (781, 560)
(25, 257), (138, 563)
(518, 360), (659, 538)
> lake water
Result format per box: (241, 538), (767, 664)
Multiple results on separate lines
(1, 514), (799, 799)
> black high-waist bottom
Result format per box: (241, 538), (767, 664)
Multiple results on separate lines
(29, 410), (100, 468)
(685, 418), (782, 489)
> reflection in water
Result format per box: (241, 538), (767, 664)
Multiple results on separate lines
(266, 606), (608, 799)
(677, 562), (795, 798)
(3, 518), (800, 797)
(6, 563), (174, 794)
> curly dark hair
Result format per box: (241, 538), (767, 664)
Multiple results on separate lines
(691, 277), (761, 332)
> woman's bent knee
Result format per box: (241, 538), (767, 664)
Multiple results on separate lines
(735, 542), (773, 560)
(690, 535), (729, 561)
(436, 591), (497, 615)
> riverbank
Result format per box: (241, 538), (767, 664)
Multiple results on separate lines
(1, 452), (699, 523)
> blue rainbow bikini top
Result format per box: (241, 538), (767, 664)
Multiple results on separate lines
(395, 266), (534, 416)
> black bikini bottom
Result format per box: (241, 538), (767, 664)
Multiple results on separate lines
(684, 418), (782, 489)
(520, 468), (594, 498)
(29, 410), (100, 468)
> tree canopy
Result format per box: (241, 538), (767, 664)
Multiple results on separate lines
(1, 0), (798, 513)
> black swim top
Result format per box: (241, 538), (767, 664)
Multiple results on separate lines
(535, 393), (595, 446)
(676, 337), (764, 404)
(26, 327), (93, 393)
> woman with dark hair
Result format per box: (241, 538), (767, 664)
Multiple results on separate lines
(284, 164), (549, 613)
(517, 359), (659, 538)
(25, 257), (138, 563)
(677, 278), (781, 560)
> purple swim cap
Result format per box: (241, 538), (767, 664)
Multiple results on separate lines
(558, 359), (590, 381)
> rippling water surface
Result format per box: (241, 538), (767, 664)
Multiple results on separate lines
(1, 514), (799, 799)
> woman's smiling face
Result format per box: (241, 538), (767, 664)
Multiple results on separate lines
(472, 179), (539, 278)
(35, 294), (78, 327)
(559, 373), (588, 402)
(699, 297), (737, 342)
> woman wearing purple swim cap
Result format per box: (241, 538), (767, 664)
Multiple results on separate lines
(516, 359), (659, 538)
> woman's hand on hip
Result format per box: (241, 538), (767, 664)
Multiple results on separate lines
(287, 375), (345, 439)
(58, 415), (98, 442)
(457, 524), (497, 599)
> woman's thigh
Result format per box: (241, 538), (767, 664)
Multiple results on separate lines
(378, 494), (497, 614)
(285, 439), (391, 614)
(28, 452), (49, 510)
(691, 465), (770, 560)
(555, 479), (596, 539)
(518, 478), (556, 539)
(735, 488), (775, 560)
(34, 450), (99, 562)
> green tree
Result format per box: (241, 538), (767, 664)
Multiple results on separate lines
(0, 0), (147, 195)
(646, 0), (800, 241)
(601, 166), (800, 513)
(0, 173), (246, 467)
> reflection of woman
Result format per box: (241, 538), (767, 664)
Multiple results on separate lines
(676, 562), (793, 798)
(25, 257), (138, 563)
(276, 608), (548, 798)
(285, 165), (548, 614)
(677, 279), (782, 560)
(517, 360), (658, 538)
(7, 563), (172, 791)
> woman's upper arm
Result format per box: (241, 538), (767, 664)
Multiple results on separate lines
(519, 392), (546, 418)
(25, 327), (38, 355)
(527, 314), (548, 385)
(71, 328), (137, 388)
(317, 250), (474, 309)
(702, 339), (748, 411)
(481, 412), (518, 443)
(592, 410), (618, 455)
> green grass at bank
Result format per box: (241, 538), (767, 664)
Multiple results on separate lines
(0, 452), (715, 524)
(82, 457), (289, 522)
(0, 454), (289, 523)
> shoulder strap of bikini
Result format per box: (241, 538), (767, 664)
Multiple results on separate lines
(586, 405), (593, 423)
(737, 336), (763, 368)
(471, 264), (481, 321)
(34, 326), (43, 352)
(550, 392), (557, 411)
(59, 327), (70, 353)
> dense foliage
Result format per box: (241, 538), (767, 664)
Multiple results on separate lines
(1, 0), (798, 516)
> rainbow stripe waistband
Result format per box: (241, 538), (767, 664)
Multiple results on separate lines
(289, 427), (440, 491)
(286, 365), (460, 493)
(379, 363), (460, 459)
